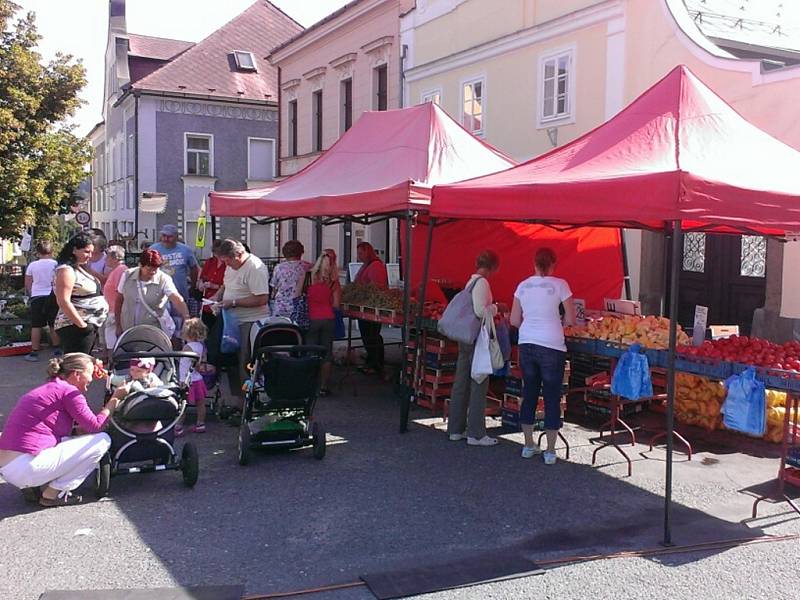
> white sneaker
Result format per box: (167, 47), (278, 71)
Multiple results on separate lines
(543, 451), (557, 465)
(521, 446), (542, 459)
(448, 433), (466, 441)
(467, 436), (498, 446)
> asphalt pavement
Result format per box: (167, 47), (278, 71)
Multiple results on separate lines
(1, 347), (799, 600)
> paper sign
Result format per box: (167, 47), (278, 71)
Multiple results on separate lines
(573, 299), (586, 325)
(387, 263), (401, 288)
(348, 262), (363, 282)
(604, 298), (641, 316)
(710, 325), (739, 340)
(693, 305), (708, 346)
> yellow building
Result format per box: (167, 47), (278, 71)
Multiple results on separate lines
(401, 0), (800, 337)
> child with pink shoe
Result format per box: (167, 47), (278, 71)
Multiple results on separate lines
(176, 318), (209, 436)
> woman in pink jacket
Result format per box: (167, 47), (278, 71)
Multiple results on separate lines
(0, 353), (129, 507)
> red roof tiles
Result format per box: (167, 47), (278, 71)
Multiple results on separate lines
(131, 1), (303, 102)
(127, 33), (194, 60)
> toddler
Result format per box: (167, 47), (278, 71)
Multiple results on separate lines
(176, 318), (209, 436)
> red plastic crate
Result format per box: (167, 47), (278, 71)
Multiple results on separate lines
(0, 342), (32, 357)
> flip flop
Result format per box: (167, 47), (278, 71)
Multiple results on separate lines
(39, 492), (83, 508)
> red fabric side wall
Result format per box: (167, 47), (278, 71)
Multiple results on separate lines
(406, 221), (624, 309)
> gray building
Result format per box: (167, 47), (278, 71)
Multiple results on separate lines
(89, 0), (302, 258)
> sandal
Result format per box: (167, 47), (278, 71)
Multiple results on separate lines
(174, 425), (185, 437)
(190, 423), (206, 433)
(21, 487), (42, 504)
(39, 492), (83, 508)
(318, 388), (331, 397)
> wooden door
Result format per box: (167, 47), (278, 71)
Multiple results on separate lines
(678, 233), (767, 336)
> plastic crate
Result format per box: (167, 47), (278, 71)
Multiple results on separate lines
(730, 363), (800, 393)
(424, 352), (458, 369)
(594, 340), (627, 358)
(565, 336), (597, 356)
(675, 355), (733, 379)
(644, 348), (667, 369)
(787, 447), (800, 469)
(505, 376), (523, 396)
(0, 342), (32, 357)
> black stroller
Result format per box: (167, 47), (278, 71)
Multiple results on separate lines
(95, 325), (200, 497)
(238, 318), (327, 465)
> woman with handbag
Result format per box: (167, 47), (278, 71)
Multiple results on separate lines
(447, 250), (501, 447)
(115, 249), (190, 338)
(510, 248), (575, 465)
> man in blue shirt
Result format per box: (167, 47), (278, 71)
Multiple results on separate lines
(149, 224), (199, 303)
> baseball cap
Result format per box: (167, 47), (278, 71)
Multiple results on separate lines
(160, 224), (178, 236)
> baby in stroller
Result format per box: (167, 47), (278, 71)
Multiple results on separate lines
(108, 356), (165, 433)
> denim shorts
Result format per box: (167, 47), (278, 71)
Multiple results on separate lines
(518, 343), (566, 430)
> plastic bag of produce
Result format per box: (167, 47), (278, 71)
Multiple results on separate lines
(220, 308), (241, 354)
(611, 343), (653, 400)
(437, 276), (483, 344)
(722, 367), (766, 437)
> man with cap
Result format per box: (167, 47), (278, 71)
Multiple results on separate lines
(150, 224), (199, 301)
(149, 225), (199, 336)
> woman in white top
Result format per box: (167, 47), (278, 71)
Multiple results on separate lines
(447, 250), (500, 447)
(24, 241), (60, 361)
(510, 248), (575, 465)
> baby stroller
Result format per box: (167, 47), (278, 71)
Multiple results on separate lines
(238, 318), (327, 465)
(95, 325), (200, 497)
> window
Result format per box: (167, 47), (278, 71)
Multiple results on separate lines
(233, 51), (257, 71)
(185, 134), (212, 176)
(421, 89), (441, 105)
(540, 49), (573, 123)
(682, 232), (706, 273)
(248, 138), (276, 180)
(127, 180), (134, 209)
(462, 78), (484, 135)
(740, 235), (767, 277)
(374, 65), (388, 111)
(312, 90), (323, 152)
(288, 100), (298, 157)
(341, 78), (353, 133)
(127, 134), (135, 176)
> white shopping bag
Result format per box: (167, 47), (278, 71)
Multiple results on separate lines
(471, 321), (493, 384)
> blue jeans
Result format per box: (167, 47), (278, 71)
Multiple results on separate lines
(519, 343), (566, 430)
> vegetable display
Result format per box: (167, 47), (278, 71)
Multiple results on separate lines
(565, 314), (690, 349)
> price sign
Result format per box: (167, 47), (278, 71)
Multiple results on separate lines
(693, 305), (708, 347)
(573, 298), (586, 325)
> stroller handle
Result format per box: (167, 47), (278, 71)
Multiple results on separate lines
(115, 351), (201, 361)
(255, 345), (327, 357)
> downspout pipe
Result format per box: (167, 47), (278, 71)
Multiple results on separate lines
(134, 92), (139, 250)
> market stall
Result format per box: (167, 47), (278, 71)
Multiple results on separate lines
(429, 65), (800, 542)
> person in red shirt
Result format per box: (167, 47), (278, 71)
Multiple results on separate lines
(197, 239), (227, 330)
(354, 242), (388, 374)
(304, 251), (341, 395)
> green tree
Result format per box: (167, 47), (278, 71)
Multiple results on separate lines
(0, 0), (91, 240)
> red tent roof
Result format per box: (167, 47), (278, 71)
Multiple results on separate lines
(209, 103), (514, 217)
(432, 65), (800, 233)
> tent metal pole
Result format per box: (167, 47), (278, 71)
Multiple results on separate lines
(401, 216), (436, 433)
(620, 229), (632, 300)
(663, 219), (682, 546)
(400, 209), (414, 433)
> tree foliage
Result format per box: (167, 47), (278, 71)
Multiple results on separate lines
(0, 0), (91, 239)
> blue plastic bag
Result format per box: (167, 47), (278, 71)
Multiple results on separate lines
(495, 319), (512, 361)
(334, 308), (346, 339)
(611, 343), (653, 400)
(722, 367), (766, 436)
(220, 308), (241, 354)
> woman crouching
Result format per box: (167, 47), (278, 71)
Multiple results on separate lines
(0, 353), (129, 507)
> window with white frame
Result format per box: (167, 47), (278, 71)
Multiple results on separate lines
(461, 78), (484, 135)
(539, 49), (573, 124)
(185, 134), (212, 176)
(127, 134), (134, 176)
(248, 138), (275, 181)
(421, 89), (441, 105)
(127, 180), (134, 209)
(233, 51), (257, 72)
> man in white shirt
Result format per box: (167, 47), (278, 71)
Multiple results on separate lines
(24, 241), (60, 361)
(213, 239), (270, 411)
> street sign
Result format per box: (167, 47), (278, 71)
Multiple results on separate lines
(75, 211), (91, 226)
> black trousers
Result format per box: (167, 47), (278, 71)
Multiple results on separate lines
(59, 324), (98, 355)
(357, 319), (384, 369)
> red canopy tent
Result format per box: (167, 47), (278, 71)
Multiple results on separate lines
(430, 65), (800, 544)
(209, 102), (515, 217)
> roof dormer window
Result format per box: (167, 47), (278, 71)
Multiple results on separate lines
(233, 51), (257, 71)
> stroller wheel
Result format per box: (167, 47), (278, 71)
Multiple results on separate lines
(181, 443), (199, 487)
(94, 453), (111, 499)
(238, 423), (251, 466)
(312, 421), (326, 460)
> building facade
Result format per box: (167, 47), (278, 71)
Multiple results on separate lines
(270, 0), (414, 265)
(400, 0), (800, 337)
(89, 0), (302, 258)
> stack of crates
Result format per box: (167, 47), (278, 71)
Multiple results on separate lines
(404, 328), (458, 416)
